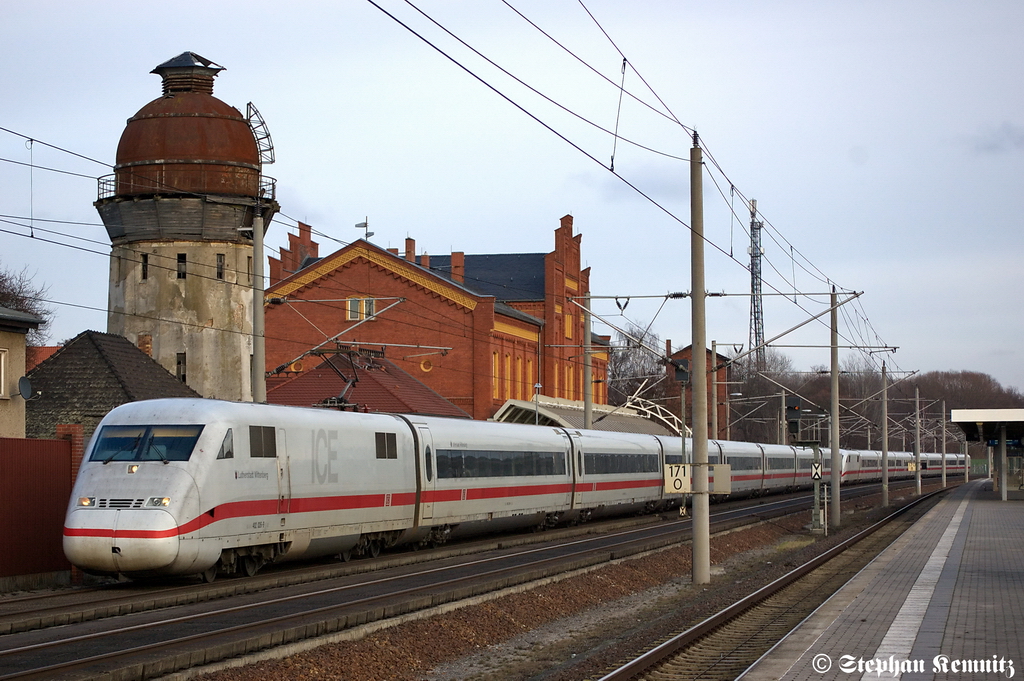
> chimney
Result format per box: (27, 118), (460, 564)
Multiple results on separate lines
(387, 248), (399, 256)
(405, 238), (416, 262)
(451, 251), (465, 283)
(421, 252), (430, 269)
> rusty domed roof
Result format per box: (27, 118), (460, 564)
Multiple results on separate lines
(112, 52), (260, 198)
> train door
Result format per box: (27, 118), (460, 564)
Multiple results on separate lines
(417, 426), (435, 521)
(277, 428), (291, 514)
(567, 431), (584, 508)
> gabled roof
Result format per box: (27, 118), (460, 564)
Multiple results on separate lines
(26, 346), (60, 371)
(266, 241), (483, 312)
(25, 330), (199, 439)
(268, 354), (471, 419)
(428, 253), (546, 302)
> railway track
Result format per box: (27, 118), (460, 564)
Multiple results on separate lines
(0, 480), (930, 681)
(0, 485), (840, 638)
(593, 486), (948, 681)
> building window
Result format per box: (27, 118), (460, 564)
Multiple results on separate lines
(216, 253), (225, 280)
(492, 352), (500, 400)
(564, 313), (573, 339)
(515, 356), (523, 401)
(141, 253), (149, 280)
(175, 352), (186, 383)
(247, 256), (253, 285)
(364, 297), (375, 319)
(504, 354), (511, 400)
(176, 253), (187, 279)
(0, 348), (7, 399)
(346, 297), (361, 321)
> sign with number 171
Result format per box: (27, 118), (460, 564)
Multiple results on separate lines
(664, 464), (690, 494)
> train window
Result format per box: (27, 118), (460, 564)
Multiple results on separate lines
(425, 446), (433, 481)
(435, 449), (567, 479)
(583, 452), (659, 475)
(727, 456), (761, 471)
(375, 432), (398, 460)
(90, 425), (204, 463)
(768, 457), (793, 470)
(216, 429), (234, 459)
(249, 426), (277, 458)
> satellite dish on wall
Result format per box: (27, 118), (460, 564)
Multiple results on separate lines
(18, 376), (33, 400)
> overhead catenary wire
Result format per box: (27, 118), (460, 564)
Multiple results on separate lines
(2, 13), (897, 376)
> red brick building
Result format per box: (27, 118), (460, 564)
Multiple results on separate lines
(666, 343), (734, 440)
(264, 215), (609, 420)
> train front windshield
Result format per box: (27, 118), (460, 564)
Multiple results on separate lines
(89, 425), (205, 463)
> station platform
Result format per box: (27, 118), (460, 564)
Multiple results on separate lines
(741, 479), (1023, 680)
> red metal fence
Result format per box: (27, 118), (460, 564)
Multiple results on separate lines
(0, 438), (72, 578)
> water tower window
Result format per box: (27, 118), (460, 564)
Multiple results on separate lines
(216, 253), (225, 280)
(177, 253), (187, 279)
(176, 352), (187, 383)
(141, 253), (149, 280)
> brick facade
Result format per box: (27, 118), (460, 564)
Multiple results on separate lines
(265, 215), (608, 420)
(667, 343), (732, 440)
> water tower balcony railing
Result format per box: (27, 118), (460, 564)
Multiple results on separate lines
(97, 174), (276, 202)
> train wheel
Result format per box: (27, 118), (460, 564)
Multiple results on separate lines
(368, 540), (381, 559)
(242, 555), (260, 578)
(338, 549), (352, 562)
(200, 564), (217, 584)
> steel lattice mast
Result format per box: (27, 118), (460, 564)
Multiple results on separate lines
(748, 199), (765, 372)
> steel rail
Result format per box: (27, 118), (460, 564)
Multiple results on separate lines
(0, 493), (835, 680)
(595, 486), (948, 681)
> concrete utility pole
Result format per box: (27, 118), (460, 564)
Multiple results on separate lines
(584, 293), (593, 430)
(941, 400), (947, 488)
(999, 424), (1008, 502)
(882, 361), (889, 507)
(252, 210), (267, 403)
(710, 340), (718, 440)
(690, 133), (711, 586)
(830, 288), (841, 530)
(914, 387), (922, 495)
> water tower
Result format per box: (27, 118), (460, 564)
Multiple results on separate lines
(95, 52), (278, 400)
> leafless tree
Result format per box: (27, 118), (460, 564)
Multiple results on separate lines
(607, 323), (671, 408)
(727, 347), (797, 444)
(0, 260), (53, 345)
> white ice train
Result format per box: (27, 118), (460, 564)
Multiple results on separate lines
(63, 398), (965, 581)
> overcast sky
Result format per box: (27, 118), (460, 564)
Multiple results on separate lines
(3, 1), (1023, 392)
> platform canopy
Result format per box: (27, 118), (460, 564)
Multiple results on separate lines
(950, 408), (1024, 443)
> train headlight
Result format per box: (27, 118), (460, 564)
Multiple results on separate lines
(77, 497), (96, 507)
(146, 497), (171, 507)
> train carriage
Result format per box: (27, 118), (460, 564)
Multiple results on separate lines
(64, 398), (967, 581)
